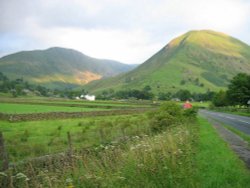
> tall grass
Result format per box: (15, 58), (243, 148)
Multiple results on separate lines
(1, 123), (198, 188)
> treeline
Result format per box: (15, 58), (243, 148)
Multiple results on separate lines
(0, 72), (86, 98)
(212, 73), (250, 107)
(97, 86), (215, 101)
(0, 72), (50, 97)
(158, 90), (215, 101)
(97, 86), (154, 100)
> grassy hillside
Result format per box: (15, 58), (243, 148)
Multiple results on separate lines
(84, 30), (250, 94)
(0, 47), (135, 89)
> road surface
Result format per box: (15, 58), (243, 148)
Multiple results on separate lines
(200, 110), (250, 135)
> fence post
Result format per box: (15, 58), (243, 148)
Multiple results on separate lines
(67, 131), (73, 162)
(0, 131), (9, 171)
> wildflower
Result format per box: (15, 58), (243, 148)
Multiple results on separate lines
(66, 178), (74, 188)
(85, 174), (93, 179)
(163, 166), (168, 170)
(178, 149), (183, 154)
(130, 146), (136, 150)
(137, 163), (144, 168)
(0, 172), (7, 177)
(133, 136), (140, 139)
(15, 173), (29, 181)
(117, 176), (126, 180)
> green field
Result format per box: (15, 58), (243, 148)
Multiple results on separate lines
(0, 96), (154, 115)
(0, 97), (153, 108)
(0, 114), (148, 161)
(0, 102), (108, 114)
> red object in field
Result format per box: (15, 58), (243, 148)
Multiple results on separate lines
(183, 101), (192, 109)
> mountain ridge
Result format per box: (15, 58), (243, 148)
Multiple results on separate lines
(83, 30), (250, 94)
(0, 47), (136, 89)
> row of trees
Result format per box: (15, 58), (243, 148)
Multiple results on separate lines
(158, 90), (215, 101)
(0, 72), (50, 97)
(212, 73), (250, 106)
(97, 86), (215, 101)
(97, 86), (154, 100)
(0, 72), (87, 98)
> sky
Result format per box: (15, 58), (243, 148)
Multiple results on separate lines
(0, 0), (250, 64)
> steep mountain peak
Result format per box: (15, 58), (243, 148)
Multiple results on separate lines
(84, 30), (250, 94)
(167, 30), (248, 57)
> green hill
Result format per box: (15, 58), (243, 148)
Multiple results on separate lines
(84, 30), (250, 94)
(0, 47), (135, 89)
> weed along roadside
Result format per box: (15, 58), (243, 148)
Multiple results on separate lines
(0, 102), (250, 187)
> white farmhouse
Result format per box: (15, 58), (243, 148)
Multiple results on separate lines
(81, 94), (95, 101)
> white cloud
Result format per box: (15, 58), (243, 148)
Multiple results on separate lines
(0, 0), (249, 63)
(29, 26), (162, 63)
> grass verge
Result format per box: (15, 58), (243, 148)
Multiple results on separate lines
(196, 117), (250, 187)
(223, 124), (250, 146)
(225, 111), (250, 117)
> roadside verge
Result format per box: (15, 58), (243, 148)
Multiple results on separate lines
(200, 115), (250, 169)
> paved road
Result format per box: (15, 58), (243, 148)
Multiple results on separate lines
(200, 110), (250, 135)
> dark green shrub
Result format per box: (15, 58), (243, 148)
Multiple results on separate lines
(148, 102), (183, 133)
(149, 111), (177, 132)
(148, 101), (198, 133)
(183, 107), (198, 118)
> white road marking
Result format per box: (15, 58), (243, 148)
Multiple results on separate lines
(225, 116), (235, 120)
(238, 120), (250, 125)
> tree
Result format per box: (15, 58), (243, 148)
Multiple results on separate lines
(227, 73), (250, 106)
(158, 92), (172, 100)
(174, 89), (192, 101)
(143, 85), (151, 92)
(212, 90), (228, 107)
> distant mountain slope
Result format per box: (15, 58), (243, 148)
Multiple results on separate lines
(0, 47), (135, 89)
(84, 30), (250, 94)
